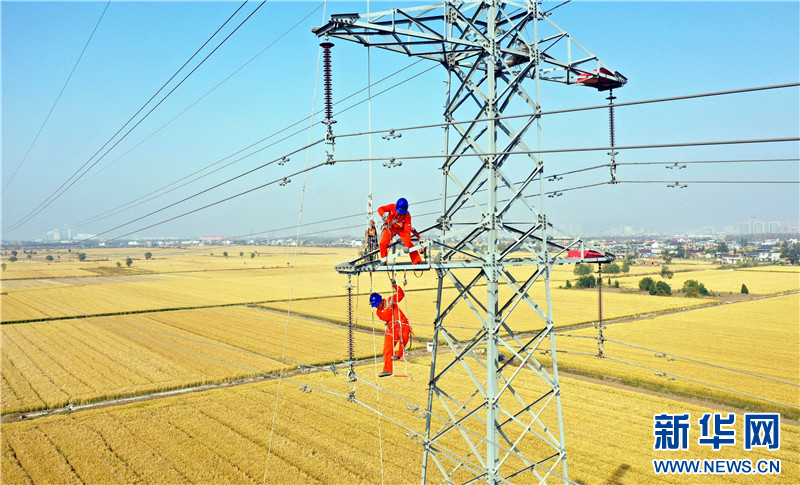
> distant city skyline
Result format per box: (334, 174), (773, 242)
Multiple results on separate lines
(18, 215), (800, 245)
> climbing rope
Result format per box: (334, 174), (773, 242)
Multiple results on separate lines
(399, 271), (414, 379)
(386, 270), (413, 379)
(263, 5), (327, 482)
(369, 270), (386, 485)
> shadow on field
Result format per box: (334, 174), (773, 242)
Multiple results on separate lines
(573, 463), (631, 485)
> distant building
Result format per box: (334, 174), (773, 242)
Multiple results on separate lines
(721, 254), (743, 264)
(199, 236), (232, 245)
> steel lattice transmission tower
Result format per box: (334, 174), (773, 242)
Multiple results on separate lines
(314, 1), (625, 483)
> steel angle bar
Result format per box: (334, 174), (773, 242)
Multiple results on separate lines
(495, 115), (539, 161)
(430, 401), (485, 443)
(425, 443), (489, 483)
(498, 270), (549, 323)
(426, 445), (487, 479)
(395, 8), (442, 37)
(499, 224), (543, 260)
(496, 8), (535, 43)
(449, 112), (491, 161)
(498, 266), (545, 313)
(434, 240), (483, 261)
(451, 63), (490, 109)
(447, 67), (487, 115)
(436, 270), (484, 321)
(436, 328), (490, 390)
(444, 164), (490, 217)
(450, 5), (490, 44)
(428, 449), (486, 485)
(496, 335), (559, 389)
(428, 452), (459, 485)
(495, 387), (561, 448)
(497, 69), (539, 112)
(497, 390), (555, 432)
(496, 421), (551, 476)
(438, 318), (484, 351)
(430, 385), (484, 435)
(497, 329), (547, 372)
(433, 329), (487, 384)
(497, 338), (555, 389)
(502, 452), (561, 484)
(446, 269), (489, 316)
(502, 224), (548, 248)
(463, 474), (490, 485)
(355, 376), (557, 471)
(431, 387), (487, 443)
(435, 393), (490, 469)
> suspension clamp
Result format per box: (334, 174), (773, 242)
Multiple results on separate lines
(381, 129), (402, 140)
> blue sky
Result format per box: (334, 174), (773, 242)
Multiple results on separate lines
(2, 1), (798, 241)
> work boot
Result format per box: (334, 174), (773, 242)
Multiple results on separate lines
(392, 354), (401, 361)
(379, 371), (392, 377)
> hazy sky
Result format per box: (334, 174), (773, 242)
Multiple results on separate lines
(2, 1), (798, 241)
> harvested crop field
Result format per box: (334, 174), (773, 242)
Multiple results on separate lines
(1, 361), (797, 484)
(2, 248), (798, 484)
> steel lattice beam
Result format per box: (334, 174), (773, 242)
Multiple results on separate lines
(315, 1), (624, 483)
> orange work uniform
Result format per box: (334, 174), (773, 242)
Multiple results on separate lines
(378, 203), (422, 264)
(375, 284), (411, 374)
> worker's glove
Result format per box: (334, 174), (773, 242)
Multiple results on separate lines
(390, 278), (396, 285)
(381, 213), (389, 222)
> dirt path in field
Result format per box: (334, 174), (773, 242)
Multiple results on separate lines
(5, 345), (796, 426)
(4, 294), (797, 425)
(555, 289), (799, 332)
(559, 371), (799, 426)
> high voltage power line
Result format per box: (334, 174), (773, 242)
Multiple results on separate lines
(5, 0), (264, 233)
(3, 1), (112, 193)
(80, 136), (798, 243)
(59, 82), (797, 242)
(16, 82), (797, 240)
(81, 2), (327, 185)
(66, 60), (432, 231)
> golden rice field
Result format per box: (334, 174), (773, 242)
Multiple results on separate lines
(615, 267), (800, 295)
(0, 247), (360, 322)
(1, 247), (798, 483)
(1, 359), (797, 484)
(265, 281), (709, 340)
(549, 293), (800, 417)
(1, 306), (388, 415)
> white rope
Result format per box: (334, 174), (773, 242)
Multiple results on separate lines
(366, 2), (385, 482)
(366, 0), (374, 224)
(369, 271), (386, 485)
(262, 4), (327, 482)
(399, 271), (412, 379)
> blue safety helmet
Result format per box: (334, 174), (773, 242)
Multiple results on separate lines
(369, 292), (383, 307)
(395, 197), (409, 214)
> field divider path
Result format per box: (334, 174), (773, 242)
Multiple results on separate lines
(0, 284), (443, 325)
(4, 290), (796, 423)
(554, 289), (800, 333)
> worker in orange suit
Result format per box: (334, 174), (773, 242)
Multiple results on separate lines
(370, 281), (411, 377)
(365, 219), (378, 255)
(378, 197), (422, 264)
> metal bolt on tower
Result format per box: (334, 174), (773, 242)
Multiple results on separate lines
(313, 2), (625, 483)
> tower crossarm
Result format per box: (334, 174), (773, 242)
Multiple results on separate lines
(311, 2), (626, 89)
